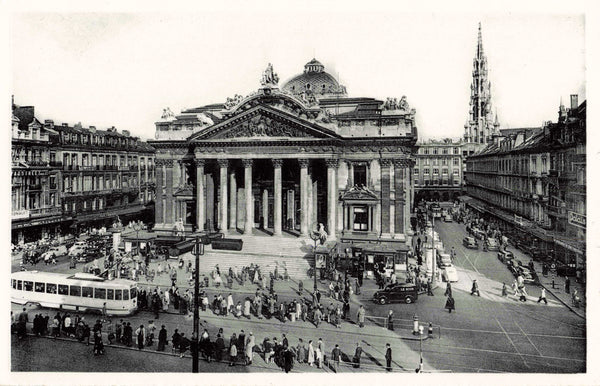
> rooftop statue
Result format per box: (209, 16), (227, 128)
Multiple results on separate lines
(260, 63), (280, 87)
(161, 107), (175, 120)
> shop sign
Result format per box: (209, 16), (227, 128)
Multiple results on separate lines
(568, 211), (586, 229)
(12, 209), (30, 220)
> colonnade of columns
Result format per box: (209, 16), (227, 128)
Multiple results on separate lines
(155, 155), (413, 240)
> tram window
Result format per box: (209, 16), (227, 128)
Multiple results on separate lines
(35, 282), (45, 293)
(94, 288), (106, 299)
(107, 289), (114, 300)
(69, 285), (81, 297)
(82, 287), (93, 298)
(12, 279), (16, 289)
(24, 281), (33, 291)
(123, 289), (129, 300)
(58, 285), (69, 295)
(46, 283), (57, 294)
(17, 280), (22, 290)
(115, 290), (122, 300)
(130, 287), (137, 298)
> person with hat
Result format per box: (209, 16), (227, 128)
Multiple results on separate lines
(471, 280), (481, 296)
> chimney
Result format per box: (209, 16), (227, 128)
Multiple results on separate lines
(44, 119), (54, 129)
(514, 131), (525, 148)
(122, 130), (130, 137)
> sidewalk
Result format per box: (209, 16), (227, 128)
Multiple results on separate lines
(530, 259), (585, 318)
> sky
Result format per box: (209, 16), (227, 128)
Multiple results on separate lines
(8, 8), (587, 141)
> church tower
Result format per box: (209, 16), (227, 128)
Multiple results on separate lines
(464, 23), (498, 144)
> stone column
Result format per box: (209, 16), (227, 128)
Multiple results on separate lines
(347, 161), (354, 187)
(380, 159), (392, 235)
(155, 159), (164, 224)
(326, 159), (338, 238)
(273, 159), (283, 236)
(165, 159), (174, 225)
(299, 159), (309, 236)
(195, 159), (205, 232)
(312, 179), (318, 229)
(243, 159), (253, 235)
(229, 169), (237, 231)
(218, 159), (229, 234)
(394, 160), (405, 235)
(307, 172), (313, 230)
(262, 189), (269, 229)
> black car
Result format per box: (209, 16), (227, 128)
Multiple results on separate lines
(373, 283), (418, 305)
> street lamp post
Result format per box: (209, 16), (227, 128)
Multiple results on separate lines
(192, 236), (204, 373)
(417, 325), (424, 372)
(310, 232), (320, 292)
(133, 223), (141, 257)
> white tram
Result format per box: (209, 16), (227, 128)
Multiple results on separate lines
(11, 271), (138, 316)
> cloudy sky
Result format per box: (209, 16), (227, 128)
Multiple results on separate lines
(8, 6), (587, 141)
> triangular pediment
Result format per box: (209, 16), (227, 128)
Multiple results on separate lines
(340, 185), (379, 202)
(188, 105), (340, 142)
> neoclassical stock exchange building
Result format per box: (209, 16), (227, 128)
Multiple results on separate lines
(150, 59), (417, 247)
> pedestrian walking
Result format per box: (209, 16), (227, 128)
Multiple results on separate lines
(331, 344), (342, 372)
(135, 324), (146, 350)
(353, 342), (362, 368)
(357, 305), (365, 328)
(313, 307), (322, 328)
(307, 340), (315, 366)
(283, 347), (294, 373)
(298, 280), (303, 295)
(538, 288), (548, 304)
(565, 277), (571, 294)
(512, 280), (519, 296)
(229, 338), (238, 366)
(296, 339), (306, 363)
(157, 325), (167, 351)
(470, 280), (481, 296)
(245, 332), (255, 365)
(385, 343), (392, 371)
(445, 295), (455, 313)
(354, 278), (361, 295)
(501, 282), (508, 297)
(444, 282), (452, 297)
(387, 310), (394, 331)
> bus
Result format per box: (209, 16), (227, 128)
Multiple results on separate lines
(11, 271), (138, 316)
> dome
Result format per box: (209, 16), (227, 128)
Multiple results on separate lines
(281, 58), (347, 98)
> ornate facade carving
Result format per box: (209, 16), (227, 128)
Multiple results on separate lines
(393, 159), (413, 168)
(222, 113), (313, 139)
(298, 159), (310, 168)
(224, 94), (244, 110)
(271, 159), (283, 168)
(163, 159), (174, 168)
(260, 63), (279, 87)
(241, 159), (253, 168)
(217, 159), (229, 168)
(155, 159), (165, 167)
(194, 159), (205, 167)
(325, 159), (339, 168)
(379, 158), (392, 167)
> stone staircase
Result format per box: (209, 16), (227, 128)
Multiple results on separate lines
(181, 233), (317, 279)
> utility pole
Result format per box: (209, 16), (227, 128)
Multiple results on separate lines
(192, 236), (203, 373)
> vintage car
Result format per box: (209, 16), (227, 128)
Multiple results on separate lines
(497, 249), (514, 263)
(483, 238), (500, 251)
(373, 283), (419, 305)
(444, 215), (453, 222)
(442, 265), (459, 282)
(516, 267), (536, 284)
(462, 236), (479, 249)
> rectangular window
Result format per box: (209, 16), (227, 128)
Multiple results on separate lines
(424, 169), (430, 175)
(353, 206), (368, 231)
(413, 168), (419, 175)
(130, 287), (137, 299)
(46, 283), (57, 294)
(433, 168), (439, 175)
(12, 279), (16, 289)
(453, 158), (459, 166)
(58, 284), (69, 295)
(442, 159), (448, 166)
(414, 179), (419, 186)
(34, 282), (45, 293)
(24, 281), (33, 291)
(70, 285), (81, 297)
(107, 289), (114, 300)
(123, 289), (130, 300)
(82, 286), (93, 298)
(433, 148), (438, 155)
(354, 164), (367, 186)
(17, 280), (22, 290)
(442, 148), (448, 155)
(115, 289), (122, 301)
(94, 288), (106, 299)
(453, 170), (459, 175)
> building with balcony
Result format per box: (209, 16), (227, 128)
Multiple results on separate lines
(464, 95), (586, 269)
(11, 101), (156, 244)
(413, 138), (464, 203)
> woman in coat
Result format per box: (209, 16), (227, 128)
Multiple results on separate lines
(229, 340), (238, 366)
(445, 295), (455, 313)
(157, 325), (167, 351)
(245, 332), (255, 365)
(243, 299), (252, 319)
(307, 340), (315, 366)
(387, 310), (394, 331)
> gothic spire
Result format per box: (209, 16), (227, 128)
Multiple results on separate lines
(477, 22), (483, 57)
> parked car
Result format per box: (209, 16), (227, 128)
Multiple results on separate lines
(483, 238), (499, 251)
(442, 265), (459, 282)
(41, 245), (68, 261)
(437, 252), (452, 268)
(507, 260), (520, 275)
(373, 283), (418, 304)
(462, 236), (479, 249)
(497, 249), (514, 263)
(444, 215), (453, 222)
(517, 267), (536, 284)
(68, 245), (86, 258)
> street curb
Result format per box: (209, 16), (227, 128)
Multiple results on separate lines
(539, 282), (585, 319)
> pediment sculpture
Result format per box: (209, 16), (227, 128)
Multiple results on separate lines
(260, 63), (280, 87)
(222, 114), (312, 139)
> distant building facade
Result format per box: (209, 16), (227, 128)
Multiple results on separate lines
(11, 101), (156, 244)
(413, 139), (463, 203)
(464, 96), (586, 269)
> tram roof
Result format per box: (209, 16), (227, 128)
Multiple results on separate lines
(11, 271), (136, 287)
